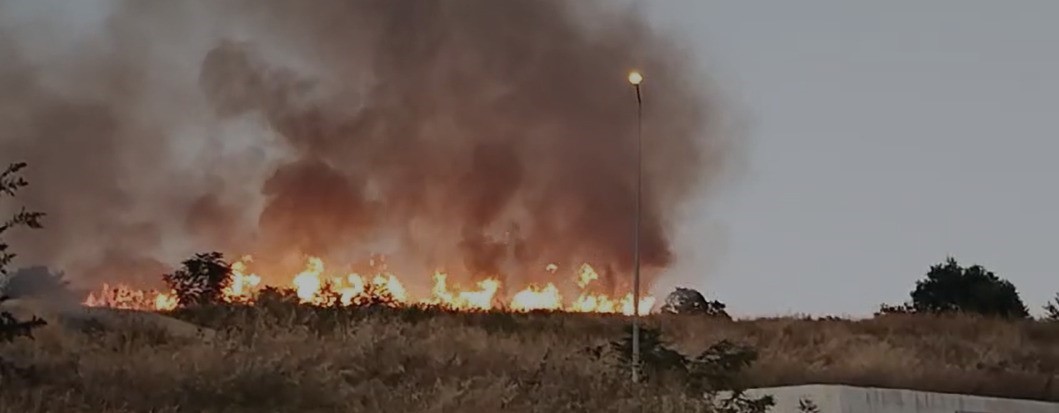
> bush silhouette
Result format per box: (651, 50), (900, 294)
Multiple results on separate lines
(1044, 293), (1059, 321)
(608, 325), (774, 412)
(162, 252), (233, 306)
(660, 287), (730, 318)
(882, 257), (1028, 318)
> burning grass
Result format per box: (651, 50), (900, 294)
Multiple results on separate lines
(83, 255), (657, 315)
(2, 303), (1059, 412)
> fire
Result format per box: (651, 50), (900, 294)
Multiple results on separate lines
(372, 273), (408, 303)
(223, 255), (261, 302)
(85, 283), (179, 311)
(422, 272), (500, 310)
(510, 283), (563, 312)
(291, 256), (325, 302)
(154, 292), (179, 311)
(575, 263), (597, 289)
(82, 255), (656, 315)
(567, 264), (655, 315)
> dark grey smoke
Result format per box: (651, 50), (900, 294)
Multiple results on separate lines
(0, 0), (732, 296)
(1, 266), (84, 309)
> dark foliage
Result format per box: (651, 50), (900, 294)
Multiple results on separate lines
(0, 163), (45, 276)
(162, 252), (234, 307)
(882, 257), (1029, 319)
(610, 326), (687, 379)
(0, 294), (47, 380)
(660, 287), (730, 318)
(1044, 293), (1059, 321)
(0, 296), (47, 343)
(0, 162), (48, 379)
(875, 302), (914, 316)
(608, 325), (774, 412)
(798, 398), (821, 413)
(255, 286), (301, 306)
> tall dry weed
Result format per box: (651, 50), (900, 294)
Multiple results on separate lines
(2, 305), (1058, 412)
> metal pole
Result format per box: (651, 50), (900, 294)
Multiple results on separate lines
(631, 81), (643, 384)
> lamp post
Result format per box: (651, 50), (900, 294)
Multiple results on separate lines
(627, 70), (643, 384)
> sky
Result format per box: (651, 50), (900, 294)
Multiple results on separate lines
(3, 1), (1056, 317)
(646, 1), (1059, 317)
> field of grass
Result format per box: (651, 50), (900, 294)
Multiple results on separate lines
(2, 302), (1059, 412)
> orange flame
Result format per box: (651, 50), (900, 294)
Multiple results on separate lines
(421, 271), (500, 310)
(223, 255), (261, 303)
(510, 283), (562, 312)
(82, 255), (655, 315)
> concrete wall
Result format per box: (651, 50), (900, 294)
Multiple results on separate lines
(744, 385), (1059, 413)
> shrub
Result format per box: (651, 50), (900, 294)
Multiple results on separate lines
(162, 252), (233, 306)
(1044, 293), (1059, 321)
(881, 257), (1028, 318)
(660, 287), (730, 318)
(608, 325), (774, 412)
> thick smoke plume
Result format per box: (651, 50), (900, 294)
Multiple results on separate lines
(0, 0), (730, 295)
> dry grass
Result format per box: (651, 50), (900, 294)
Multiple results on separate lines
(659, 314), (1059, 401)
(0, 305), (709, 413)
(2, 303), (1059, 412)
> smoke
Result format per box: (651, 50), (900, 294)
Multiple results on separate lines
(0, 0), (732, 295)
(0, 266), (82, 305)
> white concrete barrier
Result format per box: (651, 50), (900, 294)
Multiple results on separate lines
(743, 384), (1059, 413)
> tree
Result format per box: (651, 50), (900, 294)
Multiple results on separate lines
(905, 257), (1028, 318)
(1044, 293), (1059, 321)
(1, 163), (44, 280)
(0, 162), (48, 377)
(660, 287), (730, 318)
(162, 252), (233, 307)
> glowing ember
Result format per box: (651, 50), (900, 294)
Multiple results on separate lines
(81, 256), (656, 315)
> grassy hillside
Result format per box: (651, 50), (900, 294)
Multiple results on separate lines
(2, 303), (1058, 412)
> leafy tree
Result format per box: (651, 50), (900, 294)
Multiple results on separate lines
(1044, 293), (1059, 321)
(1, 163), (44, 279)
(0, 162), (48, 377)
(660, 287), (730, 318)
(899, 257), (1029, 318)
(162, 252), (233, 307)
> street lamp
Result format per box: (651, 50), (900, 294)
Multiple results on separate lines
(628, 70), (643, 384)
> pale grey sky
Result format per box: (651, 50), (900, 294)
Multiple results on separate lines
(648, 1), (1059, 316)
